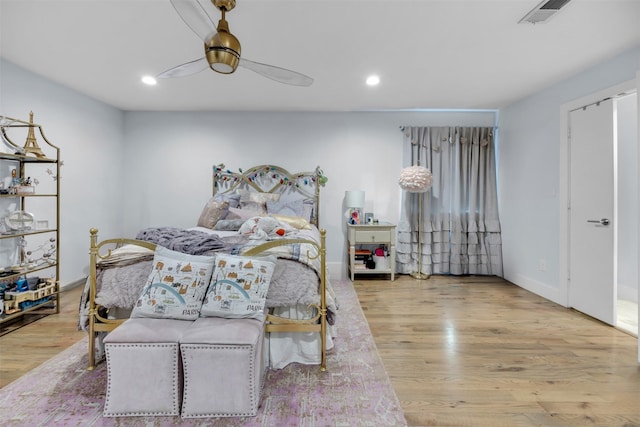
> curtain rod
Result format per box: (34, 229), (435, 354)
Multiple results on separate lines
(399, 125), (498, 131)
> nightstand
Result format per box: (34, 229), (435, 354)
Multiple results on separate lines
(347, 222), (396, 281)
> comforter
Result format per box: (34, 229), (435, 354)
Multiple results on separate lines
(78, 224), (336, 331)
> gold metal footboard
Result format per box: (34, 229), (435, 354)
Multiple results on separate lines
(87, 228), (156, 370)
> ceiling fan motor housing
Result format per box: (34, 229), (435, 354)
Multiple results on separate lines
(206, 18), (241, 74)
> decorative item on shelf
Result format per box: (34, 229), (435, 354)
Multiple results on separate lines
(21, 236), (57, 269)
(373, 247), (389, 271)
(365, 212), (374, 224)
(399, 161), (433, 280)
(5, 210), (35, 231)
(15, 185), (35, 195)
(22, 111), (46, 158)
(345, 190), (365, 225)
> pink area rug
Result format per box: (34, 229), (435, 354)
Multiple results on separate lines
(0, 280), (407, 426)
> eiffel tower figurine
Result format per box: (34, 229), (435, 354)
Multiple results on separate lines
(23, 111), (46, 158)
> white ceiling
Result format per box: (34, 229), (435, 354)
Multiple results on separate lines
(1, 0), (639, 112)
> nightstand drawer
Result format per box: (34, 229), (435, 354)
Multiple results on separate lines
(355, 230), (390, 243)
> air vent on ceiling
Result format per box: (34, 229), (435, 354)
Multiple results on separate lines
(519, 0), (572, 24)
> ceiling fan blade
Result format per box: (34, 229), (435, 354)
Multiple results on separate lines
(170, 0), (217, 43)
(157, 57), (209, 79)
(239, 58), (314, 87)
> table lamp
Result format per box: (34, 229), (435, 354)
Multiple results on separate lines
(345, 190), (365, 224)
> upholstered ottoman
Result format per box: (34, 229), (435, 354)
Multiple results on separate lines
(179, 316), (268, 418)
(102, 318), (193, 417)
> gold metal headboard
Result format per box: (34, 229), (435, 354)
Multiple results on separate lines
(212, 164), (327, 227)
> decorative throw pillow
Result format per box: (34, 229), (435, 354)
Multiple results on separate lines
(238, 190), (281, 205)
(276, 194), (315, 223)
(200, 253), (276, 320)
(237, 190), (280, 213)
(266, 198), (305, 217)
(197, 198), (229, 229)
(228, 206), (266, 220)
(214, 192), (241, 209)
(270, 213), (312, 230)
(131, 246), (215, 320)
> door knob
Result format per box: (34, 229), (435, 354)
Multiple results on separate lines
(587, 218), (610, 226)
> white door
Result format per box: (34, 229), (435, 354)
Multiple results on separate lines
(568, 98), (615, 325)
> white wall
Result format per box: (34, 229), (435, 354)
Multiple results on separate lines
(499, 47), (640, 305)
(0, 59), (126, 287)
(122, 111), (496, 279)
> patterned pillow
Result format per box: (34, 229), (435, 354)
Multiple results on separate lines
(131, 246), (215, 320)
(197, 198), (229, 229)
(200, 253), (276, 320)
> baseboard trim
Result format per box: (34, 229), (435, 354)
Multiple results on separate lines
(61, 277), (86, 291)
(506, 273), (567, 307)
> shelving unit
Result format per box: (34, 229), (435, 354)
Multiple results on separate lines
(0, 112), (60, 324)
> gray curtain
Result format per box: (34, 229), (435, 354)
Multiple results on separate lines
(397, 126), (503, 276)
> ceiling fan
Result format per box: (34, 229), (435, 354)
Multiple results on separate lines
(157, 0), (313, 87)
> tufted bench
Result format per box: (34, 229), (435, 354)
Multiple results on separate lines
(179, 315), (268, 418)
(102, 318), (193, 417)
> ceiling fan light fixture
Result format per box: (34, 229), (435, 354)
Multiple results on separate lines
(205, 17), (241, 74)
(207, 47), (240, 73)
(165, 0), (313, 85)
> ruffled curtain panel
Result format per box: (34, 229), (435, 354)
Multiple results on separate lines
(397, 126), (503, 276)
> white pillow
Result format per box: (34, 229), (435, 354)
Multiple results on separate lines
(200, 253), (276, 320)
(266, 198), (305, 217)
(228, 206), (266, 220)
(131, 246), (215, 320)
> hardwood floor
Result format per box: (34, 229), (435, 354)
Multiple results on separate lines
(0, 284), (84, 388)
(354, 275), (640, 427)
(1, 276), (639, 426)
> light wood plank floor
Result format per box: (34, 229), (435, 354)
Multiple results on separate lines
(0, 284), (85, 388)
(1, 277), (639, 427)
(354, 275), (640, 427)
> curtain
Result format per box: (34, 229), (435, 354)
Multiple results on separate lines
(396, 126), (503, 276)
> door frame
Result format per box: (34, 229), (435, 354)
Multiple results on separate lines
(559, 79), (636, 308)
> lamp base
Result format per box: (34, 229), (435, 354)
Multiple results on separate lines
(410, 271), (430, 280)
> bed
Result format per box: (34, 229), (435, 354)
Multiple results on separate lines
(79, 164), (334, 372)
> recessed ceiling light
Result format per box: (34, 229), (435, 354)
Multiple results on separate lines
(366, 75), (380, 86)
(141, 75), (157, 86)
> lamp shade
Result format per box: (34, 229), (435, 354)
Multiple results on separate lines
(345, 190), (365, 208)
(398, 166), (433, 193)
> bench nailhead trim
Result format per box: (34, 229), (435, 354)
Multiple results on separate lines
(104, 343), (180, 416)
